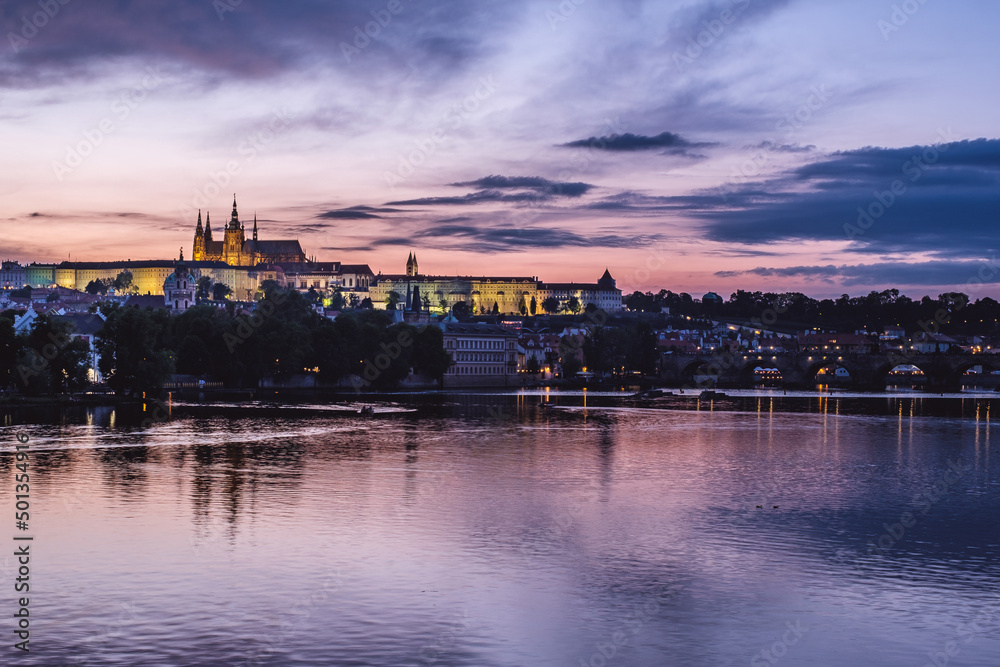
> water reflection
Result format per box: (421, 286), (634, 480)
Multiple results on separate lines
(0, 396), (998, 665)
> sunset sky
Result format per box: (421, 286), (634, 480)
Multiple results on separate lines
(1, 0), (998, 298)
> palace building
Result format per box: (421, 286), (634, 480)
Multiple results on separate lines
(369, 254), (623, 315)
(193, 196), (306, 266)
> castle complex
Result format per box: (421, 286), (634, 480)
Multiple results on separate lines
(369, 253), (622, 315)
(192, 196), (306, 265)
(4, 198), (623, 314)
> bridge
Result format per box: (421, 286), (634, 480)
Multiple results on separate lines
(659, 351), (1000, 391)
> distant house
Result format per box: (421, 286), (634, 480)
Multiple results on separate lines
(797, 333), (876, 353)
(439, 321), (519, 388)
(54, 312), (107, 383)
(124, 294), (166, 310)
(910, 332), (958, 353)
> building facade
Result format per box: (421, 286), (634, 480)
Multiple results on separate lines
(50, 260), (277, 301)
(163, 255), (196, 312)
(369, 256), (623, 315)
(439, 321), (519, 387)
(0, 261), (26, 289)
(192, 196), (306, 266)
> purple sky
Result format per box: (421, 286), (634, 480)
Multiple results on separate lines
(1, 0), (998, 298)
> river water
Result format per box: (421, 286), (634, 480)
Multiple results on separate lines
(1, 391), (999, 666)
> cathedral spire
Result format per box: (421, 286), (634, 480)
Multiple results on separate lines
(196, 210), (203, 235)
(205, 212), (213, 241)
(253, 212), (258, 241)
(230, 194), (240, 229)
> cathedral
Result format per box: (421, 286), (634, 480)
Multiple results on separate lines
(192, 196), (306, 266)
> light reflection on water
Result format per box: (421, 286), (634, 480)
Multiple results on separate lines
(1, 396), (999, 666)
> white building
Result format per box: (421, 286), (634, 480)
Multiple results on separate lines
(164, 256), (196, 313)
(439, 321), (519, 387)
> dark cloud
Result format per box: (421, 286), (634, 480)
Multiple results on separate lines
(560, 131), (714, 154)
(327, 220), (661, 253)
(390, 174), (594, 206)
(715, 260), (1000, 288)
(693, 139), (1000, 257)
(382, 224), (660, 252)
(0, 0), (524, 87)
(451, 175), (592, 197)
(318, 206), (405, 220)
(749, 141), (815, 153)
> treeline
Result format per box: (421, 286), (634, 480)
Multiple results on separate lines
(0, 314), (91, 395)
(1, 286), (451, 397)
(626, 288), (1000, 334)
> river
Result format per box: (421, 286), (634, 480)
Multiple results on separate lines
(1, 390), (998, 666)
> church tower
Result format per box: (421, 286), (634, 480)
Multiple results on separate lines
(224, 195), (246, 265)
(193, 210), (205, 261)
(406, 252), (418, 277)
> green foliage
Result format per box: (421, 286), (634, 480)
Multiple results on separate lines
(451, 301), (470, 319)
(86, 280), (109, 296)
(211, 282), (232, 301)
(16, 315), (91, 394)
(529, 296), (537, 315)
(96, 304), (174, 396)
(113, 271), (134, 292)
(525, 356), (541, 374)
(0, 316), (23, 390)
(386, 291), (401, 311)
(329, 290), (345, 311)
(11, 286), (31, 299)
(582, 324), (659, 376)
(541, 296), (560, 314)
(196, 276), (213, 302)
(566, 296), (581, 314)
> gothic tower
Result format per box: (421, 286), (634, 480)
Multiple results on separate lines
(406, 252), (418, 277)
(224, 195), (246, 265)
(193, 210), (205, 261)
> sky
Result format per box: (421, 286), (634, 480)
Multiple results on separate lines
(0, 0), (998, 299)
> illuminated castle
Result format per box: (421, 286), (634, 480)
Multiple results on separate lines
(192, 195), (306, 266)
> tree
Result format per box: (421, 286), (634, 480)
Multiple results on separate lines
(46, 291), (60, 302)
(212, 282), (233, 301)
(85, 280), (109, 296)
(113, 271), (134, 293)
(348, 293), (360, 308)
(97, 305), (175, 396)
(411, 325), (452, 384)
(439, 299), (449, 313)
(585, 302), (599, 314)
(491, 301), (499, 315)
(541, 296), (560, 314)
(196, 276), (213, 302)
(529, 296), (537, 315)
(386, 291), (401, 310)
(520, 302), (527, 316)
(525, 357), (540, 374)
(11, 286), (30, 299)
(452, 301), (470, 319)
(360, 297), (373, 310)
(561, 355), (582, 378)
(16, 315), (90, 394)
(566, 296), (581, 314)
(329, 290), (346, 311)
(0, 316), (22, 390)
